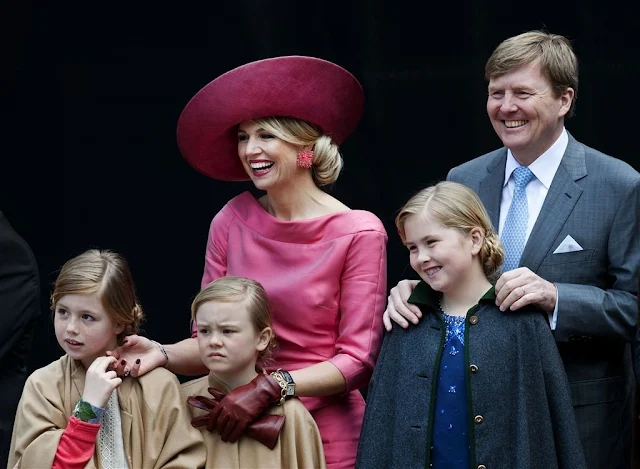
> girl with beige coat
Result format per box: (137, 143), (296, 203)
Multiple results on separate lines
(181, 276), (326, 469)
(9, 249), (205, 468)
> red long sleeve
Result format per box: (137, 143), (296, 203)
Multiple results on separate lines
(52, 416), (100, 469)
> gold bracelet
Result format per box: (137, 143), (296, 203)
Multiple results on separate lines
(269, 371), (287, 405)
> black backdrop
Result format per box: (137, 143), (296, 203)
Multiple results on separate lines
(3, 2), (639, 376)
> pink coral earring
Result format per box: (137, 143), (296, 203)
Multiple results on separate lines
(296, 150), (314, 169)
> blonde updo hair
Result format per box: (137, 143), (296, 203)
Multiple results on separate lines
(395, 181), (504, 283)
(253, 117), (343, 186)
(50, 249), (144, 343)
(191, 276), (276, 362)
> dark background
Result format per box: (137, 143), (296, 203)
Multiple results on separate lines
(3, 2), (639, 377)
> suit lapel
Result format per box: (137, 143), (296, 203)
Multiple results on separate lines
(478, 150), (507, 231)
(520, 133), (587, 272)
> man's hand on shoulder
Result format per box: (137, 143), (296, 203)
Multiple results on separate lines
(383, 280), (422, 331)
(495, 267), (557, 313)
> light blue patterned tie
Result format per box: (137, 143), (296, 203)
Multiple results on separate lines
(501, 166), (535, 272)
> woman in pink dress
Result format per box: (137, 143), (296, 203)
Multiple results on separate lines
(110, 56), (387, 468)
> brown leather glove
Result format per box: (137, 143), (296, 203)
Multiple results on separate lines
(187, 390), (285, 449)
(206, 373), (284, 443)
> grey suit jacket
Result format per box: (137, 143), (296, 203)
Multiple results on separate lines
(447, 132), (640, 469)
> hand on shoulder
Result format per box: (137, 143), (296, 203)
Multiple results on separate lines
(106, 334), (165, 377)
(383, 279), (422, 331)
(494, 267), (557, 313)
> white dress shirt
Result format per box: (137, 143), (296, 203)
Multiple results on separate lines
(499, 128), (568, 329)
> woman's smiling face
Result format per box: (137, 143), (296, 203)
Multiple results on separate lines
(237, 120), (305, 192)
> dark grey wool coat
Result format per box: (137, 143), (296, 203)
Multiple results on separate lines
(356, 282), (587, 469)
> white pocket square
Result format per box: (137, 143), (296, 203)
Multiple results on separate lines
(553, 235), (583, 254)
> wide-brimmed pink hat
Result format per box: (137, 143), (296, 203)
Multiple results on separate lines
(176, 56), (365, 181)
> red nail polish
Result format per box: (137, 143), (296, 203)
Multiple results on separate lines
(136, 359), (140, 364)
(121, 359), (126, 365)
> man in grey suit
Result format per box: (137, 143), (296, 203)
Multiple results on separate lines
(383, 31), (639, 469)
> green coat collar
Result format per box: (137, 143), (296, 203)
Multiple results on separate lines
(407, 280), (496, 312)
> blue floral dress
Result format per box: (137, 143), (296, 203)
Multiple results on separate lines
(431, 312), (470, 469)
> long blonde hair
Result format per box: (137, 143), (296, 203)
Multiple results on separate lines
(396, 182), (504, 283)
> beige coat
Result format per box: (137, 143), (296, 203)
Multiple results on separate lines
(181, 374), (326, 469)
(9, 354), (206, 468)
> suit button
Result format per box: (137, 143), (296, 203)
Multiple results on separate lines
(469, 315), (479, 325)
(469, 364), (478, 373)
(478, 465), (487, 469)
(474, 415), (484, 424)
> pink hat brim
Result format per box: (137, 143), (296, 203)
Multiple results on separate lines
(176, 56), (365, 181)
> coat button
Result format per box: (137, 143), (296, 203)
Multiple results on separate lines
(469, 315), (479, 325)
(469, 364), (478, 373)
(478, 465), (487, 469)
(474, 415), (484, 424)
